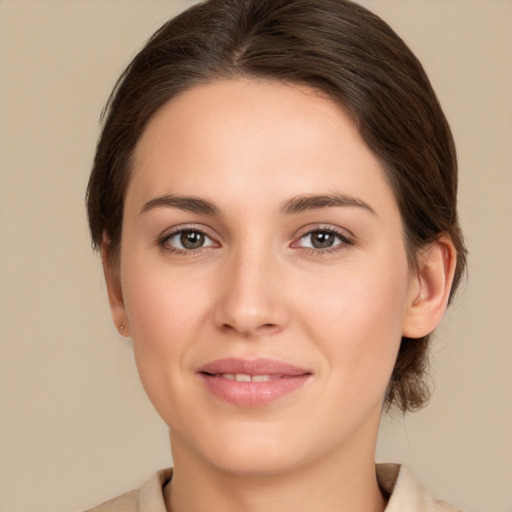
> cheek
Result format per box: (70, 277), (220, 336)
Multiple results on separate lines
(119, 256), (213, 402)
(297, 253), (410, 389)
(121, 247), (215, 339)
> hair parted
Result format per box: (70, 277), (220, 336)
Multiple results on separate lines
(86, 0), (467, 413)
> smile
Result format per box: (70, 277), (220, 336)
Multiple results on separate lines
(198, 358), (312, 407)
(219, 373), (280, 382)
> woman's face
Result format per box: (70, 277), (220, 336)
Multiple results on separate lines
(112, 79), (420, 475)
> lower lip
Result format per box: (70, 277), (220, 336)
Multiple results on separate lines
(199, 374), (310, 407)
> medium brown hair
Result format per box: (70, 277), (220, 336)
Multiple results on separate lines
(86, 0), (467, 412)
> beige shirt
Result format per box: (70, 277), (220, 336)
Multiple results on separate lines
(84, 464), (463, 512)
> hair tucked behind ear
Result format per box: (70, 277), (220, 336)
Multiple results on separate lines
(87, 0), (467, 412)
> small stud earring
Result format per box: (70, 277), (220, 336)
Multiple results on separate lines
(119, 325), (125, 333)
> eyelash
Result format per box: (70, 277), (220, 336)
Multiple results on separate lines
(157, 226), (219, 255)
(293, 226), (354, 255)
(157, 225), (354, 256)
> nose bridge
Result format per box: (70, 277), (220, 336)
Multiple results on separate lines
(214, 237), (287, 336)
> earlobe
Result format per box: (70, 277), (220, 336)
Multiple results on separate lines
(101, 237), (131, 337)
(402, 235), (457, 339)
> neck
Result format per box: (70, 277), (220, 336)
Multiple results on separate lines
(165, 424), (386, 512)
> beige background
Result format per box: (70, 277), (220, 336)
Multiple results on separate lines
(1, 1), (511, 511)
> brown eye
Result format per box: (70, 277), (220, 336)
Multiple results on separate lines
(310, 231), (336, 249)
(180, 230), (205, 249)
(162, 229), (216, 252)
(296, 228), (351, 251)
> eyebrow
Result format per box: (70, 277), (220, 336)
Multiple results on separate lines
(280, 193), (376, 215)
(141, 194), (221, 216)
(141, 192), (376, 217)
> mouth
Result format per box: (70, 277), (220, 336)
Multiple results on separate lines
(214, 373), (282, 382)
(197, 358), (312, 407)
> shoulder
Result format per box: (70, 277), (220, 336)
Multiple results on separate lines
(83, 489), (139, 512)
(82, 468), (173, 512)
(377, 463), (465, 512)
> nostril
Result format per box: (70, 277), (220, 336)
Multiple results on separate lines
(257, 323), (281, 335)
(219, 322), (279, 337)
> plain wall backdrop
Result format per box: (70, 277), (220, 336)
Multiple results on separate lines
(1, 1), (511, 511)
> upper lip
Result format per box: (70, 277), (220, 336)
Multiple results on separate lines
(198, 357), (311, 376)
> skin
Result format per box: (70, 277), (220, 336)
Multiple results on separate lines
(103, 79), (456, 512)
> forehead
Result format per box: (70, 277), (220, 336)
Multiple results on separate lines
(134, 78), (353, 165)
(129, 78), (397, 220)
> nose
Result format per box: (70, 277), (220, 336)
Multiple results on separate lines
(213, 245), (290, 337)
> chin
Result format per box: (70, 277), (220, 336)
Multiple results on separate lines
(210, 446), (307, 478)
(179, 422), (311, 477)
(190, 418), (346, 479)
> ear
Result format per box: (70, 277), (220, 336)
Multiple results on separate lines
(101, 236), (130, 337)
(402, 234), (457, 339)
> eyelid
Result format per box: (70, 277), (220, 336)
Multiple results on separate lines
(290, 224), (355, 252)
(157, 224), (221, 253)
(292, 224), (355, 243)
(156, 223), (354, 255)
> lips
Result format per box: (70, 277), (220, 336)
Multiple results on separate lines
(197, 358), (311, 407)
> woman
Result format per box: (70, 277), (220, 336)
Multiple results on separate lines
(85, 0), (466, 510)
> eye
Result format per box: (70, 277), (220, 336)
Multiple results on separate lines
(296, 228), (352, 251)
(161, 229), (217, 252)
